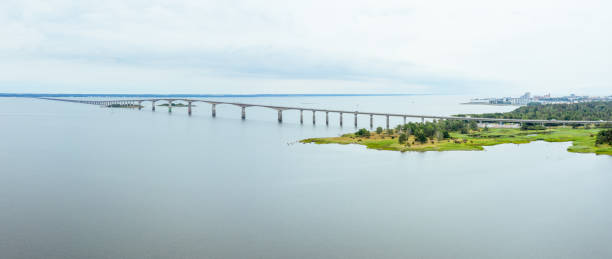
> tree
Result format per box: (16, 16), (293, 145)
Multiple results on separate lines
(423, 123), (436, 138)
(414, 130), (427, 143)
(469, 121), (478, 131)
(355, 128), (370, 137)
(376, 127), (383, 134)
(442, 130), (450, 139)
(398, 133), (408, 144)
(387, 128), (394, 135)
(596, 129), (612, 145)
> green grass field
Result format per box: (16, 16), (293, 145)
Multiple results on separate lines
(301, 127), (612, 156)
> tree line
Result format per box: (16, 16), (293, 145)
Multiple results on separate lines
(355, 120), (479, 144)
(460, 101), (612, 121)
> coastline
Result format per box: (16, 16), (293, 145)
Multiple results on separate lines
(301, 127), (612, 156)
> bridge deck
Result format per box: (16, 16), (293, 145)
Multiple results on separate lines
(39, 97), (612, 125)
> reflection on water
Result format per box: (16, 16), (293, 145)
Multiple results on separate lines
(0, 96), (611, 259)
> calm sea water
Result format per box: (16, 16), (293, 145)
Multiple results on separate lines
(1, 95), (611, 259)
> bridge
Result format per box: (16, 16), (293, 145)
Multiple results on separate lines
(40, 97), (612, 128)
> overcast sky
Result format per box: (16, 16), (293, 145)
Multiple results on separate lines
(0, 0), (610, 95)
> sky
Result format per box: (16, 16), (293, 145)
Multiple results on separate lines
(0, 0), (610, 96)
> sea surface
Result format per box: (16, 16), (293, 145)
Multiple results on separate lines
(1, 95), (611, 259)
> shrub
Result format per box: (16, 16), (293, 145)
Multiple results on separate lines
(469, 121), (478, 131)
(414, 130), (427, 143)
(596, 129), (612, 145)
(355, 128), (370, 138)
(376, 127), (383, 134)
(442, 131), (450, 139)
(398, 133), (407, 144)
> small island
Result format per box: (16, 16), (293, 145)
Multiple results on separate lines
(302, 125), (612, 156)
(301, 102), (612, 156)
(107, 104), (143, 109)
(157, 103), (196, 107)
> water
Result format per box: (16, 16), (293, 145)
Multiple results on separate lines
(1, 95), (611, 259)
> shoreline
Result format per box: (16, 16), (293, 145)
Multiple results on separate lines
(301, 127), (612, 156)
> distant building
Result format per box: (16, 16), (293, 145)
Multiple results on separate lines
(466, 92), (612, 106)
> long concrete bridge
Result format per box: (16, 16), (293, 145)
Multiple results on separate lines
(41, 97), (612, 128)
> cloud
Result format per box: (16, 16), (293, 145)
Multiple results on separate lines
(0, 0), (610, 95)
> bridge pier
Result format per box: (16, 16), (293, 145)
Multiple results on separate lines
(36, 98), (612, 128)
(312, 111), (316, 124)
(278, 110), (283, 123)
(212, 104), (216, 117)
(300, 110), (303, 124)
(370, 114), (373, 128)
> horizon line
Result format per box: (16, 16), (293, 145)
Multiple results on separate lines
(0, 93), (437, 98)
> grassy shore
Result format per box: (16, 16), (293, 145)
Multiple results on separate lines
(301, 127), (612, 156)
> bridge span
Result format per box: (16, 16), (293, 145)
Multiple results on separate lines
(40, 97), (612, 128)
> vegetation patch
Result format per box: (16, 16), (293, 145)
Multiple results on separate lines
(458, 101), (612, 122)
(157, 103), (195, 107)
(301, 121), (612, 156)
(107, 104), (143, 109)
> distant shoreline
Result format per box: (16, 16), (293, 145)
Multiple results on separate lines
(0, 93), (431, 98)
(461, 102), (522, 106)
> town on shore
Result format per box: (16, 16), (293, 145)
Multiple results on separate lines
(465, 92), (612, 106)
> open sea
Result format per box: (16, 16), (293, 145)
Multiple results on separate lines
(1, 95), (611, 258)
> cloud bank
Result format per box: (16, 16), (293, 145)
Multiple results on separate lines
(0, 0), (610, 95)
